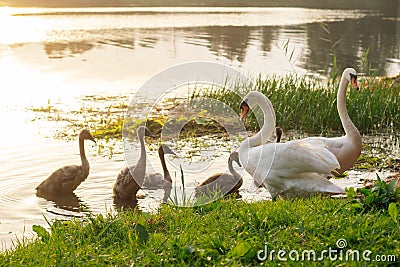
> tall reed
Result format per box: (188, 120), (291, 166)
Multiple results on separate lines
(193, 75), (399, 135)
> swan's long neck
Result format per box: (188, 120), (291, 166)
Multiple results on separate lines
(159, 150), (171, 182)
(79, 138), (89, 172)
(247, 96), (276, 147)
(133, 133), (147, 186)
(160, 150), (172, 203)
(337, 76), (361, 140)
(228, 158), (240, 179)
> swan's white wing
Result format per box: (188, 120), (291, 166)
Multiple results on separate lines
(303, 136), (346, 156)
(272, 139), (340, 178)
(267, 140), (342, 197)
(241, 140), (339, 181)
(274, 173), (345, 198)
(240, 140), (342, 196)
(239, 143), (276, 186)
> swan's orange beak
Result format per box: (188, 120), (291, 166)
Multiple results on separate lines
(351, 76), (359, 90)
(240, 101), (249, 121)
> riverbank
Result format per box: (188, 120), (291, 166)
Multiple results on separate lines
(1, 196), (399, 265)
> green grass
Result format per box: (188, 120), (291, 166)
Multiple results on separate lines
(1, 197), (399, 266)
(195, 75), (400, 135)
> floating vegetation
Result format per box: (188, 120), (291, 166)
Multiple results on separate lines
(28, 95), (239, 159)
(356, 155), (381, 170)
(352, 135), (400, 172)
(92, 116), (124, 140)
(29, 99), (60, 113)
(28, 75), (399, 167)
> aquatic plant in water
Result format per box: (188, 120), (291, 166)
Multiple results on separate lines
(346, 175), (400, 213)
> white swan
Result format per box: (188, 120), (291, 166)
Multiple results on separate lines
(239, 91), (344, 199)
(303, 68), (362, 174)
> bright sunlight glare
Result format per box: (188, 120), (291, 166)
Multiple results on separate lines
(0, 7), (48, 44)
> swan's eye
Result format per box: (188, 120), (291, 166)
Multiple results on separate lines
(350, 73), (357, 81)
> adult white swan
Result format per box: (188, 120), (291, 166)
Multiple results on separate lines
(239, 91), (344, 199)
(304, 68), (362, 174)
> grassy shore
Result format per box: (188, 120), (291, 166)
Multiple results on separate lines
(1, 197), (399, 266)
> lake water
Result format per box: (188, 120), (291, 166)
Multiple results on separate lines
(0, 5), (399, 250)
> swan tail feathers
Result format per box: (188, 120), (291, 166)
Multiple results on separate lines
(286, 140), (340, 175)
(298, 173), (345, 194)
(325, 183), (345, 194)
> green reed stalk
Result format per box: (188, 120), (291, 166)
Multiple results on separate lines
(194, 75), (399, 135)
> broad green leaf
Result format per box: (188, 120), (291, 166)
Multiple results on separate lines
(135, 223), (149, 244)
(388, 203), (398, 223)
(351, 203), (363, 210)
(357, 188), (371, 197)
(387, 180), (397, 194)
(365, 194), (375, 205)
(345, 187), (356, 199)
(228, 241), (252, 258)
(32, 225), (50, 243)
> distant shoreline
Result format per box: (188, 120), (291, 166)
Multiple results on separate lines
(1, 0), (398, 13)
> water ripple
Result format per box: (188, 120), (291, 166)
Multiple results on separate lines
(0, 177), (38, 210)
